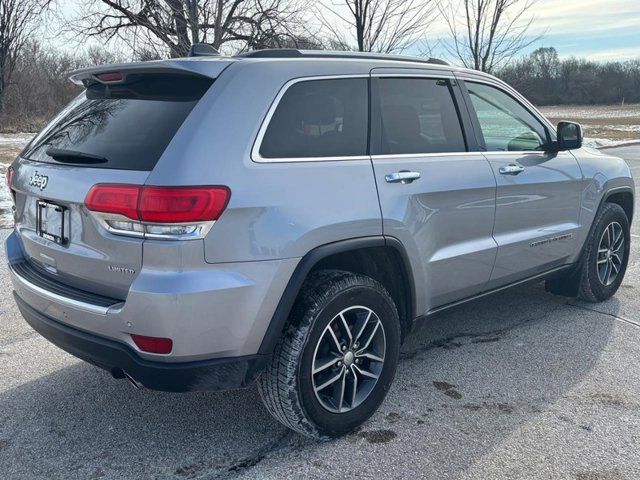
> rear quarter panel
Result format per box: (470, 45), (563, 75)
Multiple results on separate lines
(147, 60), (383, 263)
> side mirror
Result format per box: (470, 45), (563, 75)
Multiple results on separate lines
(557, 121), (583, 150)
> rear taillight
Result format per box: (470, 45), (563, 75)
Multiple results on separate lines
(5, 166), (14, 191)
(85, 184), (140, 220)
(84, 184), (230, 240)
(139, 186), (230, 223)
(131, 334), (173, 354)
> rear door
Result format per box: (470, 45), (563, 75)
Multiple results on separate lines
(460, 79), (583, 285)
(11, 72), (214, 299)
(370, 69), (498, 312)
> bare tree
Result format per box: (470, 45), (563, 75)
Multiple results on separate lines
(0, 0), (51, 112)
(70, 0), (308, 58)
(317, 0), (437, 54)
(439, 0), (540, 73)
(530, 46), (559, 79)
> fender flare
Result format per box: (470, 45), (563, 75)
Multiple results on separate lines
(602, 185), (634, 224)
(565, 184), (634, 280)
(257, 236), (416, 355)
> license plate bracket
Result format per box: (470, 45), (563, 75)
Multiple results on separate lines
(36, 200), (68, 245)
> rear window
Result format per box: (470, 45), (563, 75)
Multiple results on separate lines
(259, 78), (368, 159)
(22, 74), (213, 170)
(376, 78), (466, 155)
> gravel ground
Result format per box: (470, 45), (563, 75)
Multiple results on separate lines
(1, 146), (640, 479)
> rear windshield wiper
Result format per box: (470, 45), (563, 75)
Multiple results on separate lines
(45, 148), (108, 164)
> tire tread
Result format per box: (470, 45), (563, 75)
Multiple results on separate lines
(258, 270), (397, 439)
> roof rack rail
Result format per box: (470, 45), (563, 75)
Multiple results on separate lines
(188, 43), (220, 57)
(236, 49), (303, 58)
(236, 49), (450, 66)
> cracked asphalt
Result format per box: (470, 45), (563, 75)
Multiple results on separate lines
(2, 145), (640, 479)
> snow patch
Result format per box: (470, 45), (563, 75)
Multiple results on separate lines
(583, 137), (640, 149)
(0, 133), (36, 145)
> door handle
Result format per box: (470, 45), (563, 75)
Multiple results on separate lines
(499, 164), (525, 175)
(385, 171), (421, 184)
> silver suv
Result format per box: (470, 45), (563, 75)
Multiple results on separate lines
(6, 49), (634, 439)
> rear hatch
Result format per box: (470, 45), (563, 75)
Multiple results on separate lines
(10, 66), (218, 299)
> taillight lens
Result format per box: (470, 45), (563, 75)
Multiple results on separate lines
(84, 184), (230, 239)
(85, 184), (141, 220)
(131, 334), (173, 354)
(139, 186), (230, 223)
(5, 166), (14, 191)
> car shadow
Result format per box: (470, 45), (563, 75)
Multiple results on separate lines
(0, 281), (618, 479)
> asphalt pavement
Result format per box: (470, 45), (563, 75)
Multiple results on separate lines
(1, 145), (640, 479)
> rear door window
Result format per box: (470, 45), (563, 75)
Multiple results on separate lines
(258, 78), (368, 159)
(374, 78), (466, 155)
(22, 74), (213, 170)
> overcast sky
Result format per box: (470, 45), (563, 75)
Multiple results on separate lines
(45, 0), (639, 61)
(499, 0), (640, 60)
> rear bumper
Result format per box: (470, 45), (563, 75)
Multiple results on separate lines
(14, 292), (267, 392)
(6, 230), (299, 361)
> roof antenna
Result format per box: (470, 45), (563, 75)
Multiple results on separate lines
(188, 43), (220, 57)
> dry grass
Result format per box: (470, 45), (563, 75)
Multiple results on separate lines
(540, 104), (640, 143)
(0, 144), (24, 165)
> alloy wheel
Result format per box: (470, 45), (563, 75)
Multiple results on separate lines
(311, 306), (386, 413)
(597, 221), (624, 286)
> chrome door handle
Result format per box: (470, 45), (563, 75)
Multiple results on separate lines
(385, 171), (421, 184)
(499, 164), (525, 175)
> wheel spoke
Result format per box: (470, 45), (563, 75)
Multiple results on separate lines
(356, 351), (384, 363)
(327, 326), (342, 354)
(339, 313), (353, 347)
(604, 260), (612, 285)
(350, 366), (358, 408)
(613, 238), (624, 253)
(597, 257), (608, 265)
(613, 227), (623, 249)
(315, 369), (344, 393)
(336, 370), (347, 412)
(313, 356), (339, 375)
(605, 225), (612, 248)
(358, 319), (381, 353)
(611, 258), (620, 274)
(354, 310), (372, 344)
(353, 364), (379, 381)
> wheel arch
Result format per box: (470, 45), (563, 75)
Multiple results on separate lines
(604, 186), (634, 225)
(257, 236), (416, 356)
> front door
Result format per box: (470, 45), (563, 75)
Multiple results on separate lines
(462, 80), (583, 286)
(370, 71), (498, 313)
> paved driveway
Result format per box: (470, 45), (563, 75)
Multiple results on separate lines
(1, 146), (640, 479)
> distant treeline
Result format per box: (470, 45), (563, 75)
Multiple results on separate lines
(498, 47), (640, 106)
(1, 44), (639, 133)
(0, 43), (122, 133)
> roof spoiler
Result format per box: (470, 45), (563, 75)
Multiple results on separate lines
(68, 58), (230, 86)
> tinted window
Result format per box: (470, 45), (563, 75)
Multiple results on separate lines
(259, 78), (368, 159)
(466, 82), (548, 152)
(377, 78), (466, 155)
(22, 74), (213, 170)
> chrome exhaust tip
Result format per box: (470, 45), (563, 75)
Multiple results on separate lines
(123, 371), (143, 389)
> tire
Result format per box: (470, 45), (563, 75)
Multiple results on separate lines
(578, 202), (631, 302)
(258, 270), (401, 439)
(547, 202), (630, 302)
